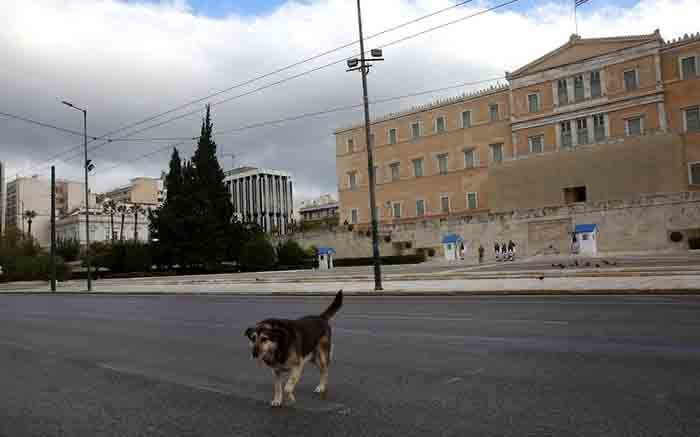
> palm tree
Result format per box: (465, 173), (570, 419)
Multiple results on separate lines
(129, 204), (144, 241)
(117, 204), (127, 241)
(23, 210), (37, 238)
(102, 199), (117, 243)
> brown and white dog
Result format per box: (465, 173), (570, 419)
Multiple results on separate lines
(244, 290), (343, 407)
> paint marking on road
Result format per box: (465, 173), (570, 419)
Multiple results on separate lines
(445, 377), (462, 384)
(98, 362), (347, 413)
(343, 314), (569, 325)
(99, 362), (234, 395)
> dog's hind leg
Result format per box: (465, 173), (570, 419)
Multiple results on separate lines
(271, 369), (284, 407)
(314, 336), (331, 397)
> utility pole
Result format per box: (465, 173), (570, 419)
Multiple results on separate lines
(347, 0), (384, 290)
(50, 166), (56, 292)
(62, 100), (93, 292)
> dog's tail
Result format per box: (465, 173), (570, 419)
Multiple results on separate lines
(320, 290), (343, 320)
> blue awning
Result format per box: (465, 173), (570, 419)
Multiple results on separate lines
(317, 247), (336, 255)
(441, 233), (462, 244)
(574, 224), (597, 233)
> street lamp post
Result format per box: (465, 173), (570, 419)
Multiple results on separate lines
(347, 0), (384, 291)
(61, 100), (93, 292)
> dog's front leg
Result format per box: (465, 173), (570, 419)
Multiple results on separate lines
(284, 362), (306, 404)
(271, 369), (283, 407)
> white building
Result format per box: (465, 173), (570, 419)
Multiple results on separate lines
(4, 175), (93, 246)
(224, 166), (294, 234)
(0, 161), (5, 235)
(298, 194), (339, 222)
(56, 208), (150, 245)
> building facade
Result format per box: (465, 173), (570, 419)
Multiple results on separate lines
(4, 176), (91, 245)
(99, 177), (162, 206)
(224, 167), (294, 234)
(0, 161), (5, 235)
(299, 194), (339, 222)
(335, 31), (700, 229)
(56, 208), (150, 245)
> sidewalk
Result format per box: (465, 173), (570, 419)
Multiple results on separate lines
(2, 274), (699, 295)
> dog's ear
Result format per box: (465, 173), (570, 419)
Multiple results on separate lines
(244, 327), (256, 340)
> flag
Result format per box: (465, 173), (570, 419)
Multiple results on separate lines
(575, 0), (590, 6)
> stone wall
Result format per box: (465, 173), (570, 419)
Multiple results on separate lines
(283, 191), (700, 263)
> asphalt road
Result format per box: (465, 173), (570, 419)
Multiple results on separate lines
(1, 294), (699, 436)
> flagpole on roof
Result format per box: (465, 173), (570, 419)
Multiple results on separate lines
(574, 0), (578, 35)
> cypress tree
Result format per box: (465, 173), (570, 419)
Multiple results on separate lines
(188, 105), (233, 265)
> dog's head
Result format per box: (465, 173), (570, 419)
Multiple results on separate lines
(244, 322), (285, 365)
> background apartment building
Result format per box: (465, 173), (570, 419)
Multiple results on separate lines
(298, 194), (339, 222)
(0, 161), (5, 235)
(224, 167), (294, 234)
(99, 177), (163, 206)
(4, 176), (92, 245)
(335, 30), (700, 227)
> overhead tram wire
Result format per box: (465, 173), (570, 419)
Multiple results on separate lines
(21, 0), (478, 175)
(0, 110), (100, 140)
(95, 75), (505, 175)
(48, 0), (523, 171)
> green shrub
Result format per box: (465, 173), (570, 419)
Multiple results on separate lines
(240, 237), (276, 271)
(277, 240), (306, 267)
(83, 241), (152, 274)
(56, 238), (80, 262)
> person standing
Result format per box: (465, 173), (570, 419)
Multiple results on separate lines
(478, 245), (485, 264)
(494, 242), (500, 261)
(501, 242), (507, 262)
(507, 240), (516, 261)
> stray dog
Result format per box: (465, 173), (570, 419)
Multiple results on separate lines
(244, 290), (343, 407)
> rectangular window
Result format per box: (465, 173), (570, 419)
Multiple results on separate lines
(490, 143), (503, 162)
(528, 93), (540, 113)
(347, 138), (354, 153)
(690, 162), (700, 185)
(590, 71), (601, 98)
(489, 104), (499, 122)
(461, 110), (472, 128)
(411, 122), (421, 139)
(373, 166), (379, 184)
(390, 162), (400, 181)
(625, 117), (643, 136)
(576, 118), (589, 145)
(467, 192), (478, 209)
(350, 209), (358, 224)
(392, 202), (401, 218)
(594, 114), (606, 142)
(435, 116), (446, 133)
(440, 196), (450, 213)
(388, 128), (398, 145)
(437, 153), (449, 175)
(564, 186), (587, 204)
(624, 69), (638, 91)
(685, 107), (700, 132)
(412, 158), (424, 177)
(528, 135), (544, 154)
(464, 149), (475, 168)
(560, 121), (572, 149)
(558, 79), (568, 105)
(681, 56), (698, 80)
(348, 171), (357, 189)
(574, 75), (585, 101)
(416, 199), (425, 217)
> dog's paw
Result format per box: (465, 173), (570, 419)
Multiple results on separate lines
(314, 385), (327, 398)
(270, 399), (282, 407)
(284, 390), (296, 403)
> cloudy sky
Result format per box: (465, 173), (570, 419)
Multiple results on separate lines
(2, 0), (699, 204)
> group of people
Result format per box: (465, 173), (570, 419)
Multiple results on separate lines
(494, 240), (516, 262)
